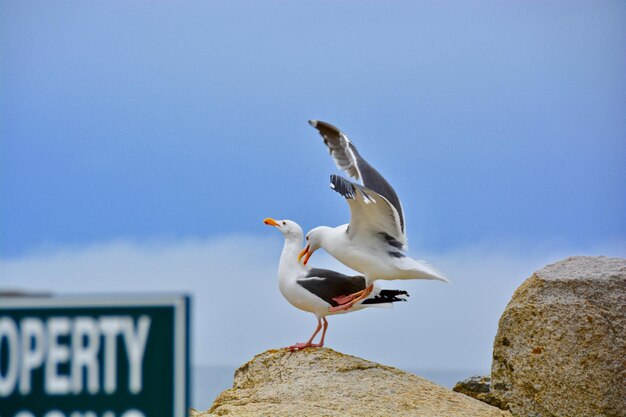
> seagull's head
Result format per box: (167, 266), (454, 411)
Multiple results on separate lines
(298, 227), (326, 266)
(263, 218), (304, 241)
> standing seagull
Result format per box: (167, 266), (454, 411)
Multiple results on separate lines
(264, 217), (409, 350)
(298, 120), (448, 312)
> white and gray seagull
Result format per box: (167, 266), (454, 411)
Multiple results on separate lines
(264, 217), (409, 350)
(298, 120), (448, 312)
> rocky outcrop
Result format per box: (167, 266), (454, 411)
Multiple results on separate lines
(453, 375), (505, 410)
(196, 347), (511, 417)
(490, 256), (626, 417)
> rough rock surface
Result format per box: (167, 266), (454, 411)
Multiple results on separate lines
(491, 256), (626, 417)
(196, 347), (511, 417)
(453, 375), (505, 410)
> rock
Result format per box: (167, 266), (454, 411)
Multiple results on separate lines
(197, 347), (511, 417)
(453, 375), (505, 410)
(491, 256), (626, 417)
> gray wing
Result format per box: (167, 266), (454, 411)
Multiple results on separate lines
(330, 174), (407, 248)
(309, 120), (405, 233)
(297, 268), (366, 307)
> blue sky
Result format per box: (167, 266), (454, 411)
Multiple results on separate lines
(1, 0), (625, 387)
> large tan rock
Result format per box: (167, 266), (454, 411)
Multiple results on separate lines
(491, 256), (626, 417)
(193, 347), (511, 417)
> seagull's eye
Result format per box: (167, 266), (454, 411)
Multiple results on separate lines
(306, 236), (309, 241)
(282, 221), (286, 225)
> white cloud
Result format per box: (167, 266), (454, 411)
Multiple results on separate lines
(1, 235), (624, 374)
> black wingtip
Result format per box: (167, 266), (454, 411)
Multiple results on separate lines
(308, 120), (318, 127)
(379, 289), (410, 298)
(362, 289), (409, 304)
(330, 174), (355, 199)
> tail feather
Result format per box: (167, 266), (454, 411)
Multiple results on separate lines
(362, 289), (409, 305)
(379, 289), (409, 298)
(396, 257), (450, 283)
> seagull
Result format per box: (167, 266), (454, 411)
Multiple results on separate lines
(264, 217), (409, 351)
(298, 120), (448, 312)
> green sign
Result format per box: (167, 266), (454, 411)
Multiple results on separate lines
(0, 295), (190, 417)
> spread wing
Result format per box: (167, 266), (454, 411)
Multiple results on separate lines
(330, 174), (407, 249)
(309, 120), (405, 234)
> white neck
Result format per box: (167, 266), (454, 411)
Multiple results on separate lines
(278, 235), (307, 281)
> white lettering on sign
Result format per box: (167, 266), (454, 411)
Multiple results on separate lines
(46, 318), (71, 394)
(99, 317), (122, 394)
(0, 317), (19, 395)
(72, 317), (100, 394)
(121, 411), (145, 417)
(0, 315), (151, 397)
(123, 316), (150, 394)
(20, 318), (46, 394)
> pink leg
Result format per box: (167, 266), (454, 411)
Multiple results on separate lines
(332, 292), (360, 305)
(317, 317), (329, 347)
(288, 318), (323, 351)
(331, 285), (371, 305)
(329, 284), (374, 312)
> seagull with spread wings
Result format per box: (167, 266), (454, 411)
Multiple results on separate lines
(298, 120), (448, 312)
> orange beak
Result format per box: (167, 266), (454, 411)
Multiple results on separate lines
(298, 245), (313, 265)
(264, 218), (280, 227)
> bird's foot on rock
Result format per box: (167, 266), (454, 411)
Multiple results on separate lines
(287, 342), (323, 351)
